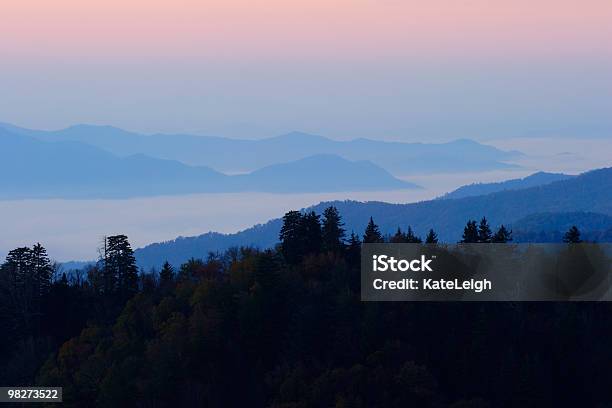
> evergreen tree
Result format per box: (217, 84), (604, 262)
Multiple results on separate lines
(563, 226), (582, 243)
(461, 220), (479, 243)
(363, 217), (383, 243)
(321, 206), (346, 252)
(390, 227), (406, 243)
(1, 247), (34, 334)
(58, 272), (69, 287)
(99, 236), (114, 294)
(159, 261), (174, 291)
(0, 244), (53, 336)
(425, 229), (439, 244)
(101, 235), (138, 296)
(478, 217), (492, 243)
(279, 210), (305, 264)
(302, 211), (322, 254)
(4, 247), (32, 288)
(405, 226), (422, 243)
(31, 243), (53, 297)
(254, 250), (282, 291)
(492, 225), (513, 243)
(346, 232), (362, 269)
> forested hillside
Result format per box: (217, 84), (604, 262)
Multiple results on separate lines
(511, 212), (612, 242)
(2, 208), (606, 407)
(440, 171), (574, 199)
(135, 167), (612, 268)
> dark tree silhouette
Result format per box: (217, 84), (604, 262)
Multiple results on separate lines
(279, 210), (305, 264)
(492, 225), (513, 243)
(563, 225), (582, 243)
(461, 220), (479, 243)
(321, 206), (345, 252)
(390, 227), (406, 243)
(159, 261), (174, 292)
(159, 261), (174, 281)
(1, 247), (35, 335)
(100, 235), (138, 297)
(0, 244), (54, 337)
(178, 258), (206, 282)
(425, 229), (439, 244)
(405, 226), (422, 243)
(3, 209), (612, 406)
(302, 211), (322, 254)
(280, 210), (323, 261)
(478, 217), (492, 243)
(346, 231), (362, 269)
(363, 217), (383, 243)
(31, 243), (53, 298)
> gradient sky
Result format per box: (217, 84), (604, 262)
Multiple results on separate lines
(1, 0), (611, 140)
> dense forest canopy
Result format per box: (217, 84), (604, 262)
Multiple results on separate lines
(0, 208), (608, 407)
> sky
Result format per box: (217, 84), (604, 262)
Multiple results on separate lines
(1, 0), (611, 140)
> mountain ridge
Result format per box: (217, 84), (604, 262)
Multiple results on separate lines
(0, 122), (521, 174)
(0, 128), (416, 198)
(133, 167), (612, 268)
(440, 171), (576, 200)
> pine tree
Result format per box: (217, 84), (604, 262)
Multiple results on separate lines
(101, 235), (138, 296)
(31, 243), (53, 297)
(98, 235), (114, 294)
(363, 217), (383, 243)
(478, 217), (492, 243)
(58, 272), (69, 287)
(4, 247), (32, 295)
(302, 211), (322, 254)
(390, 227), (406, 243)
(0, 244), (52, 335)
(346, 232), (362, 268)
(461, 220), (479, 243)
(254, 250), (282, 291)
(279, 210), (305, 264)
(563, 226), (582, 243)
(159, 261), (174, 291)
(321, 206), (346, 252)
(405, 226), (422, 243)
(492, 225), (513, 243)
(425, 229), (438, 244)
(1, 247), (34, 333)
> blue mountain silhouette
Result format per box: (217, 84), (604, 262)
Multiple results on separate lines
(133, 167), (612, 268)
(0, 123), (520, 174)
(440, 171), (575, 200)
(0, 128), (416, 198)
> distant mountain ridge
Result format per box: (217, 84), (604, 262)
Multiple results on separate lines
(440, 171), (575, 200)
(133, 167), (612, 268)
(0, 123), (521, 175)
(234, 154), (416, 192)
(0, 128), (416, 198)
(510, 212), (612, 242)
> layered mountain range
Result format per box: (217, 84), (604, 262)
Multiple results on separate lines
(1, 123), (520, 175)
(0, 127), (418, 198)
(133, 167), (612, 268)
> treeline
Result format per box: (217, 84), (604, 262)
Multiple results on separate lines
(279, 207), (582, 251)
(0, 207), (597, 406)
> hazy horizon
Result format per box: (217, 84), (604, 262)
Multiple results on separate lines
(2, 0), (611, 140)
(1, 125), (611, 261)
(2, 0), (611, 259)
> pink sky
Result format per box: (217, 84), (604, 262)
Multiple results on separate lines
(2, 0), (611, 60)
(1, 0), (611, 139)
